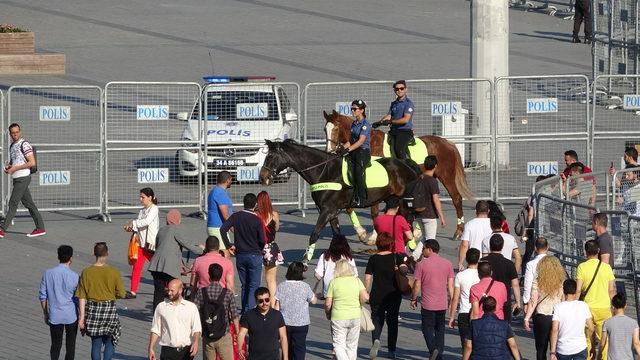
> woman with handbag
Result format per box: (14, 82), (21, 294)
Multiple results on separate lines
(123, 187), (159, 299)
(325, 259), (369, 360)
(523, 255), (566, 360)
(256, 191), (283, 308)
(314, 234), (358, 299)
(364, 232), (405, 359)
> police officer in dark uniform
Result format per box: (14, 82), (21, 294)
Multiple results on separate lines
(375, 80), (415, 160)
(338, 99), (371, 207)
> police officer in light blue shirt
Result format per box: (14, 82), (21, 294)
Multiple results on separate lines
(375, 80), (415, 160)
(338, 99), (371, 207)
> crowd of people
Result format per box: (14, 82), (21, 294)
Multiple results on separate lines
(35, 118), (640, 360)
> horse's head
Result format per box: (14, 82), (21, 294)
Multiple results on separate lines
(323, 110), (353, 153)
(260, 139), (290, 186)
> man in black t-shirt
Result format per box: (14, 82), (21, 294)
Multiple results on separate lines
(410, 155), (446, 261)
(592, 212), (623, 295)
(480, 234), (521, 322)
(238, 287), (288, 360)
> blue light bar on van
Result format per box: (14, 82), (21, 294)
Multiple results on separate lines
(203, 76), (276, 83)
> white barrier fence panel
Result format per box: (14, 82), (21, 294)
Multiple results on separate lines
(201, 82), (302, 208)
(593, 75), (640, 204)
(6, 86), (103, 216)
(104, 82), (203, 214)
(495, 75), (590, 200)
(303, 79), (494, 207)
(0, 90), (3, 216)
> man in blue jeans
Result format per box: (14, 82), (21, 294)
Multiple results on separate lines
(221, 193), (266, 314)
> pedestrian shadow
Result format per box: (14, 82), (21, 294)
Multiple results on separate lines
(112, 354), (147, 360)
(513, 31), (575, 43)
(118, 307), (152, 322)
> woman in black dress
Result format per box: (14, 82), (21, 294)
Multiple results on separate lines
(257, 190), (283, 307)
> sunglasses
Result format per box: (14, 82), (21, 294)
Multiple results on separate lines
(351, 107), (361, 111)
(394, 87), (406, 91)
(257, 298), (270, 304)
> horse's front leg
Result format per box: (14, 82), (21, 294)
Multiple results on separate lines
(346, 208), (368, 242)
(303, 208), (339, 266)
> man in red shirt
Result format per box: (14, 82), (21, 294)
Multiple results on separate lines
(410, 239), (454, 360)
(562, 150), (592, 179)
(190, 236), (235, 294)
(470, 261), (508, 320)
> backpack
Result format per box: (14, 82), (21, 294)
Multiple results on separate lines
(514, 198), (531, 237)
(403, 176), (427, 212)
(200, 288), (228, 341)
(10, 141), (37, 173)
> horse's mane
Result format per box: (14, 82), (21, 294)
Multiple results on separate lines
(281, 138), (328, 156)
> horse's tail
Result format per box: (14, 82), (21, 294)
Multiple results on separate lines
(451, 141), (475, 201)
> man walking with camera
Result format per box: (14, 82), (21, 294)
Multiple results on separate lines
(0, 122), (45, 238)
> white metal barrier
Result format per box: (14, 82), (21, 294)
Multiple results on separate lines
(495, 75), (590, 200)
(592, 75), (640, 202)
(611, 166), (640, 213)
(0, 90), (3, 216)
(303, 79), (494, 207)
(6, 86), (104, 218)
(104, 82), (203, 217)
(201, 82), (302, 209)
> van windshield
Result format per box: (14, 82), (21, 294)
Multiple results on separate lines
(192, 91), (279, 121)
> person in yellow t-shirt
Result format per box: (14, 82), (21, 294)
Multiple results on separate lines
(576, 240), (615, 360)
(325, 259), (369, 360)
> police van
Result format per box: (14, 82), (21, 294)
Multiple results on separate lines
(176, 76), (297, 181)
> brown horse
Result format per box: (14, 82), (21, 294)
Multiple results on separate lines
(323, 110), (474, 239)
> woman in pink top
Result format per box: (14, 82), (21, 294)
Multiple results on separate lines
(190, 236), (235, 294)
(372, 196), (413, 255)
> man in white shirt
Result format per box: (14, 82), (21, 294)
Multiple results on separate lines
(482, 216), (521, 273)
(0, 123), (45, 238)
(523, 237), (548, 312)
(149, 279), (201, 360)
(458, 201), (492, 271)
(550, 279), (595, 360)
(448, 248), (480, 347)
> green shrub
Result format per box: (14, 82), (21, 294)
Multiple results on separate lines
(0, 24), (29, 33)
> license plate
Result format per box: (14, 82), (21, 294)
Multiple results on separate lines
(213, 159), (245, 167)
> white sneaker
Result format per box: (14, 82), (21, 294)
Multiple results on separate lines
(369, 339), (380, 359)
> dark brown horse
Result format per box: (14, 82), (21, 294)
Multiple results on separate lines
(323, 110), (474, 239)
(259, 139), (417, 263)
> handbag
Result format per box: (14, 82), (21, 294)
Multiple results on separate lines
(360, 306), (374, 332)
(128, 233), (139, 265)
(579, 260), (602, 301)
(392, 215), (412, 296)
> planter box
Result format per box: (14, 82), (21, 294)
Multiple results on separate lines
(0, 32), (35, 54)
(0, 54), (65, 74)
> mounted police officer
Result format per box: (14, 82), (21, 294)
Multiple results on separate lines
(374, 80), (415, 160)
(338, 99), (371, 207)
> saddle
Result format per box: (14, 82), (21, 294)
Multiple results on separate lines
(382, 133), (428, 165)
(341, 157), (389, 188)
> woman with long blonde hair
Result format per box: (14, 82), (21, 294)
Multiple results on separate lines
(524, 255), (566, 360)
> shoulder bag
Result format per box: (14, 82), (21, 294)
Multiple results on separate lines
(392, 215), (412, 296)
(579, 260), (602, 301)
